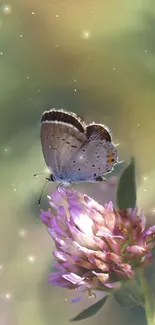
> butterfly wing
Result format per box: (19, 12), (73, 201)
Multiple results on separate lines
(40, 110), (87, 179)
(86, 123), (112, 142)
(40, 111), (118, 183)
(63, 123), (117, 182)
(64, 140), (118, 182)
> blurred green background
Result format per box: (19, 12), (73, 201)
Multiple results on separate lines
(0, 0), (155, 324)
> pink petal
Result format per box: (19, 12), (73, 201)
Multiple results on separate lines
(92, 272), (109, 284)
(84, 195), (105, 214)
(92, 258), (109, 272)
(54, 251), (73, 263)
(115, 263), (134, 279)
(60, 239), (86, 257)
(139, 253), (153, 267)
(144, 225), (155, 238)
(76, 246), (109, 271)
(62, 273), (86, 285)
(69, 207), (94, 235)
(100, 235), (122, 255)
(50, 190), (67, 205)
(47, 228), (69, 246)
(88, 209), (105, 226)
(40, 210), (53, 227)
(103, 202), (116, 231)
(68, 223), (104, 249)
(128, 207), (138, 222)
(58, 205), (68, 222)
(105, 252), (122, 264)
(139, 209), (146, 230)
(126, 245), (146, 256)
(51, 218), (69, 237)
(96, 228), (112, 237)
(102, 281), (121, 289)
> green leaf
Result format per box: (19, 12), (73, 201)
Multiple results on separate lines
(70, 296), (108, 322)
(114, 285), (142, 309)
(116, 157), (136, 209)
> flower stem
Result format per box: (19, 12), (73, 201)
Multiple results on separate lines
(138, 269), (155, 325)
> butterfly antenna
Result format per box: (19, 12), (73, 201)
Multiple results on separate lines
(38, 180), (49, 206)
(34, 172), (47, 177)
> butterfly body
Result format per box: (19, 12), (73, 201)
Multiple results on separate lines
(40, 109), (118, 183)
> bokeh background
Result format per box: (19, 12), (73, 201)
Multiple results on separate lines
(0, 0), (155, 324)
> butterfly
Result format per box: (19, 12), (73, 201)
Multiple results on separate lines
(40, 109), (118, 184)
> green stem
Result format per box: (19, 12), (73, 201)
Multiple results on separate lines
(138, 269), (155, 325)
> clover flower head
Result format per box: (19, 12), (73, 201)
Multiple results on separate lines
(40, 188), (155, 295)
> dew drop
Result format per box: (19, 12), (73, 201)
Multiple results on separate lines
(88, 292), (96, 299)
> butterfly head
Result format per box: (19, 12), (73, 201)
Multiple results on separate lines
(46, 174), (55, 182)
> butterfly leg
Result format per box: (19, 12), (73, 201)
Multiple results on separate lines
(95, 176), (107, 182)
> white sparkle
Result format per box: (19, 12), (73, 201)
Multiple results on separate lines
(82, 30), (91, 39)
(74, 79), (77, 82)
(37, 89), (40, 92)
(143, 177), (147, 181)
(26, 76), (29, 79)
(0, 264), (3, 272)
(20, 34), (23, 38)
(74, 89), (77, 92)
(113, 67), (116, 71)
(4, 292), (12, 300)
(56, 14), (59, 18)
(0, 52), (3, 55)
(144, 50), (147, 53)
(28, 255), (36, 263)
(152, 208), (155, 213)
(137, 124), (140, 127)
(12, 184), (17, 192)
(144, 188), (147, 192)
(2, 5), (12, 14)
(29, 98), (32, 100)
(18, 228), (27, 238)
(32, 11), (35, 15)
